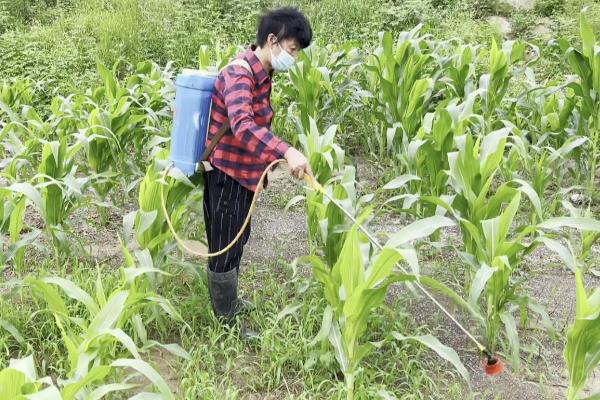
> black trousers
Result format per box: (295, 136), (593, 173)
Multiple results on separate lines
(203, 168), (253, 273)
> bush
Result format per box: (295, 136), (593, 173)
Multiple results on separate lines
(534, 0), (564, 17)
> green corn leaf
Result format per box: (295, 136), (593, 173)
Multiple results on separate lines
(43, 277), (99, 316)
(419, 276), (485, 325)
(390, 332), (469, 382)
(87, 290), (128, 337)
(365, 248), (402, 288)
(500, 311), (520, 371)
(565, 269), (600, 399)
(581, 10), (596, 61)
(328, 320), (348, 374)
(469, 263), (496, 308)
(61, 366), (111, 400)
(26, 278), (68, 317)
(310, 305), (333, 346)
(386, 216), (455, 248)
(537, 237), (577, 272)
(382, 174), (421, 190)
(24, 386), (62, 400)
(84, 328), (141, 359)
(9, 183), (45, 218)
(0, 318), (25, 344)
(111, 359), (174, 400)
(539, 217), (600, 232)
(86, 383), (140, 400)
(128, 392), (166, 400)
(333, 226), (364, 300)
(144, 341), (192, 361)
(0, 368), (25, 398)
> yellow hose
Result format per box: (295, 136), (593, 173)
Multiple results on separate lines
(160, 161), (494, 360)
(160, 159), (322, 258)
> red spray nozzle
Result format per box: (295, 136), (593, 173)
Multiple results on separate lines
(483, 354), (504, 376)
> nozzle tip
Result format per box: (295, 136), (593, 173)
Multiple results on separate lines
(484, 355), (504, 376)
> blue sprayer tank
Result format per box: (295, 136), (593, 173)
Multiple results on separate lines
(169, 68), (218, 176)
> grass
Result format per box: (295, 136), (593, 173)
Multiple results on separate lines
(3, 0), (600, 398)
(1, 250), (472, 398)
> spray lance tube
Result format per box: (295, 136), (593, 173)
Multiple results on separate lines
(164, 67), (503, 376)
(160, 159), (503, 376)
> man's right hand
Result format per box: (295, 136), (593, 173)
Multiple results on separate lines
(284, 147), (312, 180)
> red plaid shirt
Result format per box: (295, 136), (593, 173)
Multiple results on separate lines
(206, 46), (291, 192)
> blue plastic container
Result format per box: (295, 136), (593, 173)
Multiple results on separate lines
(169, 69), (218, 176)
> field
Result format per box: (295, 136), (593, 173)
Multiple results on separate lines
(2, 0), (600, 399)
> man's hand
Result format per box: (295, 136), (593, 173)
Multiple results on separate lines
(284, 147), (312, 180)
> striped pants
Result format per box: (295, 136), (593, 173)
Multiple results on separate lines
(203, 168), (253, 273)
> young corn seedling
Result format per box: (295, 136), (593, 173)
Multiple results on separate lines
(505, 134), (587, 221)
(564, 268), (600, 400)
(364, 26), (436, 158)
(479, 39), (527, 122)
(508, 78), (575, 149)
(429, 128), (553, 369)
(21, 257), (187, 398)
(438, 43), (479, 100)
(0, 189), (35, 271)
(558, 10), (600, 200)
(8, 137), (87, 259)
(130, 151), (195, 264)
(0, 355), (62, 399)
(286, 116), (352, 264)
(0, 79), (35, 111)
(537, 211), (600, 275)
(285, 51), (336, 133)
(383, 90), (481, 218)
(300, 215), (468, 400)
(0, 352), (176, 399)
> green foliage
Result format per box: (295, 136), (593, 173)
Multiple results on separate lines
(565, 268), (600, 400)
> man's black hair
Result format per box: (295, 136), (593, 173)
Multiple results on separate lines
(256, 7), (312, 49)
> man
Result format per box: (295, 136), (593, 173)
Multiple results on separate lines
(203, 7), (313, 335)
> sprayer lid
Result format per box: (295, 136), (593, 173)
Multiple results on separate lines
(175, 69), (218, 90)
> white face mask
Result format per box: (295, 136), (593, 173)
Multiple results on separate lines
(271, 42), (295, 72)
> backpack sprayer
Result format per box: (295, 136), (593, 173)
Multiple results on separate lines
(161, 67), (504, 376)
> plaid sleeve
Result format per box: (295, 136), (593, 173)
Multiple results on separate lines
(222, 67), (290, 163)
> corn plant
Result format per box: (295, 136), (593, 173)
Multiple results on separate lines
(564, 268), (600, 400)
(0, 189), (30, 271)
(286, 117), (353, 265)
(22, 260), (187, 398)
(0, 353), (177, 399)
(537, 214), (600, 276)
(558, 10), (600, 199)
(364, 26), (437, 157)
(198, 44), (245, 72)
(0, 355), (62, 399)
(425, 128), (555, 368)
(130, 153), (195, 264)
(505, 134), (587, 220)
(77, 61), (159, 184)
(478, 39), (527, 121)
(300, 216), (468, 399)
(0, 79), (34, 111)
(285, 51), (336, 133)
(8, 137), (87, 258)
(383, 90), (482, 217)
(438, 44), (479, 100)
(508, 82), (576, 149)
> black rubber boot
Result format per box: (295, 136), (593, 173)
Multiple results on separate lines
(207, 268), (238, 323)
(207, 267), (259, 340)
